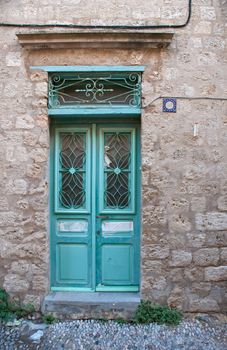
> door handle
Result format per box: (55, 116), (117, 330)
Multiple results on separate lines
(96, 215), (109, 219)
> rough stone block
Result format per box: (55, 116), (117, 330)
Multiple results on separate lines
(186, 233), (206, 248)
(10, 261), (30, 276)
(190, 197), (206, 212)
(204, 37), (225, 50)
(0, 117), (14, 130)
(166, 234), (186, 249)
(32, 275), (48, 292)
(23, 131), (38, 146)
(169, 214), (192, 233)
(188, 296), (219, 312)
(184, 267), (204, 282)
(3, 274), (30, 293)
(193, 248), (219, 266)
(26, 164), (42, 178)
(194, 21), (212, 34)
(196, 212), (227, 231)
(217, 196), (227, 211)
(168, 197), (189, 212)
(204, 266), (227, 281)
(189, 37), (202, 49)
(197, 52), (218, 65)
(0, 198), (9, 211)
(167, 287), (185, 309)
(200, 6), (216, 21)
(147, 245), (169, 260)
(35, 82), (48, 98)
(190, 282), (211, 297)
(30, 148), (48, 163)
(6, 179), (28, 195)
(32, 99), (48, 108)
(170, 250), (192, 267)
(220, 248), (227, 264)
(161, 6), (185, 19)
(168, 268), (183, 282)
(143, 205), (167, 226)
(206, 231), (227, 247)
(17, 199), (29, 210)
(0, 212), (17, 226)
(23, 294), (41, 310)
(36, 114), (49, 129)
(6, 52), (21, 67)
(15, 243), (47, 262)
(34, 212), (48, 228)
(0, 236), (15, 259)
(16, 115), (35, 129)
(30, 71), (48, 82)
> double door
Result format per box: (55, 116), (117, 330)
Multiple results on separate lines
(51, 122), (140, 291)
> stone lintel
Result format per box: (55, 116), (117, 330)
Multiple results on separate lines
(16, 31), (174, 49)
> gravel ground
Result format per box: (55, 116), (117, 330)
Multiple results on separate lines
(0, 316), (226, 350)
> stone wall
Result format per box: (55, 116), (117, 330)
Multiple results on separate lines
(0, 0), (226, 312)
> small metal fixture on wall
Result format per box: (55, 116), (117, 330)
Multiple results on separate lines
(193, 123), (199, 137)
(163, 98), (177, 113)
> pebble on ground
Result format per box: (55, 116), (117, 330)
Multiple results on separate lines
(0, 317), (226, 350)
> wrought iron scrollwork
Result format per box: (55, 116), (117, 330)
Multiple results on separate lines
(59, 133), (86, 209)
(49, 73), (141, 108)
(104, 132), (131, 209)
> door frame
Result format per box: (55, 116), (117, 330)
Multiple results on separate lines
(49, 118), (141, 292)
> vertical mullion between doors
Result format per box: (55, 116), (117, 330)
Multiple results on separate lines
(91, 123), (97, 290)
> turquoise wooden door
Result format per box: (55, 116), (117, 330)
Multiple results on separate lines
(51, 123), (140, 291)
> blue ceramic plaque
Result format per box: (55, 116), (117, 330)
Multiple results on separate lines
(163, 98), (177, 113)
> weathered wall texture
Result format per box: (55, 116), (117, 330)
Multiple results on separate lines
(0, 0), (227, 312)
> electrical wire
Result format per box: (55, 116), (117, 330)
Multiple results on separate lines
(164, 96), (227, 101)
(0, 0), (192, 30)
(146, 95), (227, 106)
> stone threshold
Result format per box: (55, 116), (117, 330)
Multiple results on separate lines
(42, 292), (140, 319)
(16, 31), (174, 49)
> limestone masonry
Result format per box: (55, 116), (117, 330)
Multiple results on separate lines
(0, 0), (226, 314)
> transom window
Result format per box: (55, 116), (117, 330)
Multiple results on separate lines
(48, 72), (141, 109)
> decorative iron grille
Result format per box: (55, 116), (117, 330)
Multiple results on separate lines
(59, 132), (86, 209)
(104, 132), (131, 209)
(49, 72), (141, 108)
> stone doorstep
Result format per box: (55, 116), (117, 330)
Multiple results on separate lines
(42, 292), (140, 319)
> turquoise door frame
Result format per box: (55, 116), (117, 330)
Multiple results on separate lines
(50, 119), (141, 292)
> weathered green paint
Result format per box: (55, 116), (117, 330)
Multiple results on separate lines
(95, 286), (139, 292)
(50, 121), (141, 291)
(96, 125), (141, 290)
(31, 65), (145, 72)
(49, 108), (141, 118)
(91, 124), (97, 291)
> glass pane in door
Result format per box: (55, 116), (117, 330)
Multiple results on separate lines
(104, 132), (131, 209)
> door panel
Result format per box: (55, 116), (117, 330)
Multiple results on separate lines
(51, 123), (140, 291)
(96, 126), (138, 290)
(57, 244), (88, 284)
(52, 127), (92, 289)
(101, 245), (133, 284)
